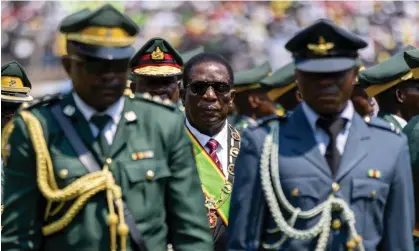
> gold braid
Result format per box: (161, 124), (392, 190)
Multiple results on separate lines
(19, 110), (129, 251)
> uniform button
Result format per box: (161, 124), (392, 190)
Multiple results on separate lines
(106, 158), (112, 165)
(332, 182), (340, 192)
(146, 170), (155, 180)
(370, 190), (376, 198)
(59, 169), (68, 179)
(332, 219), (341, 229)
(291, 188), (299, 197)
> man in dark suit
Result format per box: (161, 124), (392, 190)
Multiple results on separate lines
(228, 19), (414, 251)
(181, 52), (240, 251)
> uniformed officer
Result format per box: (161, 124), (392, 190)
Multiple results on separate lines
(261, 62), (302, 116)
(232, 62), (277, 133)
(228, 19), (414, 251)
(130, 38), (183, 104)
(181, 52), (240, 251)
(360, 45), (419, 129)
(1, 61), (33, 128)
(1, 5), (212, 251)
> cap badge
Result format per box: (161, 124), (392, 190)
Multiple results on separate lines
(307, 36), (335, 56)
(151, 46), (165, 60)
(9, 79), (16, 87)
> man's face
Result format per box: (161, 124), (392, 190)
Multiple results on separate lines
(62, 53), (129, 112)
(182, 61), (235, 135)
(134, 75), (180, 103)
(249, 91), (277, 118)
(399, 80), (419, 120)
(296, 67), (357, 116)
(351, 85), (375, 117)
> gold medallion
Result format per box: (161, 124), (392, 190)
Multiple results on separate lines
(230, 147), (240, 158)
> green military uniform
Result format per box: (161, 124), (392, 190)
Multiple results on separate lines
(261, 62), (297, 116)
(180, 46), (205, 64)
(1, 5), (212, 251)
(232, 61), (273, 133)
(359, 45), (416, 130)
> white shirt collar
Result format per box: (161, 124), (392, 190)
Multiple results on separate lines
(72, 92), (124, 123)
(185, 118), (228, 150)
(391, 114), (408, 128)
(302, 101), (355, 132)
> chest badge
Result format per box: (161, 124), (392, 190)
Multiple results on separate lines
(131, 150), (154, 160)
(368, 169), (381, 179)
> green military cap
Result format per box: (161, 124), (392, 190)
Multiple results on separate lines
(261, 62), (296, 101)
(59, 4), (139, 60)
(404, 48), (419, 79)
(130, 37), (183, 77)
(359, 45), (416, 97)
(233, 62), (272, 93)
(1, 61), (33, 103)
(285, 19), (368, 73)
(181, 46), (205, 64)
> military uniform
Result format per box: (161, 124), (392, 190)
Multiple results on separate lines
(1, 5), (212, 251)
(228, 19), (414, 251)
(261, 62), (298, 115)
(360, 45), (417, 130)
(232, 62), (274, 133)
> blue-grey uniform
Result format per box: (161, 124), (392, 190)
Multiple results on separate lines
(228, 19), (415, 251)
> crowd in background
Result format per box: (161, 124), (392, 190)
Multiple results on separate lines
(2, 1), (419, 86)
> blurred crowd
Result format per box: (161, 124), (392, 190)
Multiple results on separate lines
(2, 1), (419, 84)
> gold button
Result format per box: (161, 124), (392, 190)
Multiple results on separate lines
(364, 116), (371, 123)
(346, 240), (356, 249)
(332, 182), (340, 192)
(332, 219), (341, 229)
(354, 235), (363, 244)
(106, 158), (112, 165)
(59, 169), (68, 179)
(291, 188), (299, 197)
(146, 170), (155, 180)
(370, 190), (376, 198)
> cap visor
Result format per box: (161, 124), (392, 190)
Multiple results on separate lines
(72, 42), (134, 60)
(295, 58), (356, 73)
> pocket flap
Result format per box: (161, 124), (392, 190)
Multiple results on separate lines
(351, 178), (389, 203)
(281, 177), (323, 199)
(122, 159), (170, 183)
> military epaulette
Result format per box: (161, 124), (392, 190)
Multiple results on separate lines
(257, 114), (287, 127)
(18, 93), (63, 112)
(364, 115), (402, 135)
(128, 92), (176, 111)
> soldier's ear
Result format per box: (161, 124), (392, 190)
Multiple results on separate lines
(296, 89), (303, 102)
(61, 55), (72, 76)
(396, 88), (405, 104)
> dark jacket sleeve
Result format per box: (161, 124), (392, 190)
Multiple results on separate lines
(228, 128), (267, 251)
(1, 116), (45, 251)
(165, 114), (213, 251)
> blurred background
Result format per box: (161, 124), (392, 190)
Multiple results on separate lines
(2, 1), (419, 98)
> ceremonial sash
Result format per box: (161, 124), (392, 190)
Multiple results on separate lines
(185, 127), (232, 226)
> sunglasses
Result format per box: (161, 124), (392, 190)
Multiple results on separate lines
(68, 55), (129, 74)
(187, 81), (232, 95)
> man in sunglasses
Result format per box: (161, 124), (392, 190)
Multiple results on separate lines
(1, 5), (212, 251)
(229, 19), (414, 251)
(130, 38), (183, 105)
(181, 52), (239, 251)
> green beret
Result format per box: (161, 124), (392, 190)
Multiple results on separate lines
(360, 45), (416, 97)
(180, 46), (205, 64)
(285, 19), (367, 73)
(404, 48), (419, 79)
(130, 37), (183, 77)
(59, 4), (139, 59)
(233, 62), (272, 93)
(1, 61), (33, 103)
(261, 62), (296, 101)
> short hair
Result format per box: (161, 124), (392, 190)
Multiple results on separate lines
(183, 52), (234, 88)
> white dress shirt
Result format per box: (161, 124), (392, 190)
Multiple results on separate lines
(301, 101), (354, 155)
(392, 114), (407, 128)
(72, 92), (124, 145)
(185, 119), (229, 178)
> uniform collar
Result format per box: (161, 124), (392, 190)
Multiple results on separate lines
(185, 118), (228, 150)
(302, 100), (354, 133)
(72, 92), (124, 124)
(391, 114), (407, 128)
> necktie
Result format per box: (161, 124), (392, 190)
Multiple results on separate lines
(91, 114), (112, 156)
(206, 139), (222, 172)
(317, 117), (346, 176)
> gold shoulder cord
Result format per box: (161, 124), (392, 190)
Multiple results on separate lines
(19, 110), (129, 251)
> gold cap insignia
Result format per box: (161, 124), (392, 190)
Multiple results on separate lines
(9, 79), (16, 87)
(307, 36), (335, 56)
(151, 46), (164, 60)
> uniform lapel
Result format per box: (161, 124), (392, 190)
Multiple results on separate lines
(283, 106), (332, 178)
(109, 97), (137, 158)
(59, 94), (103, 162)
(335, 114), (369, 181)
